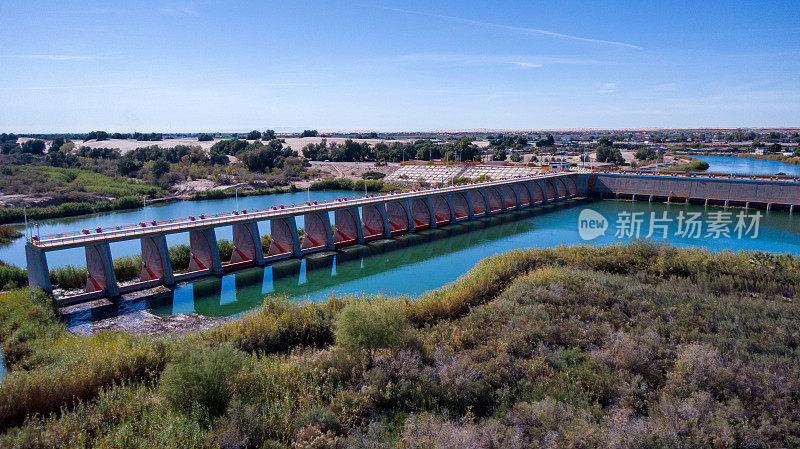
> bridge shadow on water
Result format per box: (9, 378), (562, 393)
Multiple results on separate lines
(61, 199), (592, 327)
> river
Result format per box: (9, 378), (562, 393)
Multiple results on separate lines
(53, 197), (800, 329)
(693, 155), (800, 176)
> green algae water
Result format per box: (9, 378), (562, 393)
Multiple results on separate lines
(60, 198), (800, 328)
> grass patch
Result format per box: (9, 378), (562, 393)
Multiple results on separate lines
(2, 242), (800, 447)
(310, 177), (402, 193)
(671, 156), (710, 171)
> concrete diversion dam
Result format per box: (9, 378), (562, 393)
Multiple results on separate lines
(23, 170), (800, 306)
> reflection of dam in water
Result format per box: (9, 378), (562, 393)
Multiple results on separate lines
(175, 209), (540, 318)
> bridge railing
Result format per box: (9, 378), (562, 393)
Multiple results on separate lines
(593, 168), (800, 182)
(29, 172), (575, 249)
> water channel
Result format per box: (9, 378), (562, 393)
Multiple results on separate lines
(693, 155), (800, 177)
(51, 197), (800, 329)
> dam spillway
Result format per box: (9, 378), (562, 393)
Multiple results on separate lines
(26, 171), (586, 304)
(24, 169), (800, 305)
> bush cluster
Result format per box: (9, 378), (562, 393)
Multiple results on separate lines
(2, 243), (800, 447)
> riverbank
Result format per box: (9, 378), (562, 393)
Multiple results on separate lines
(0, 178), (401, 226)
(737, 152), (800, 165)
(0, 226), (21, 246)
(670, 155), (710, 171)
(1, 243), (799, 447)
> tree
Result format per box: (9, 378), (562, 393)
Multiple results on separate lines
(151, 159), (170, 178)
(598, 136), (614, 147)
(262, 129), (276, 140)
(197, 134), (214, 141)
(209, 149), (229, 165)
(492, 148), (507, 161)
(768, 143), (783, 153)
(536, 133), (555, 148)
(50, 136), (67, 153)
(596, 145), (624, 165)
(246, 130), (262, 140)
(0, 134), (19, 154)
(300, 130), (318, 138)
(84, 131), (109, 141)
(511, 152), (523, 163)
(634, 148), (658, 160)
(20, 139), (45, 155)
(210, 138), (249, 155)
(45, 149), (78, 167)
(453, 136), (480, 162)
(118, 158), (139, 176)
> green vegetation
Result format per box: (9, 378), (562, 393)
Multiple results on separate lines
(634, 147), (659, 160)
(0, 196), (147, 225)
(309, 177), (400, 193)
(0, 225), (22, 245)
(334, 300), (409, 357)
(596, 143), (625, 165)
(0, 262), (26, 290)
(4, 166), (161, 198)
(189, 186), (292, 201)
(738, 152), (800, 166)
(302, 136), (482, 163)
(42, 241), (235, 290)
(671, 156), (710, 171)
(2, 243), (800, 447)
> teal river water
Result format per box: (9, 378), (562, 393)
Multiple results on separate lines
(2, 156), (800, 378)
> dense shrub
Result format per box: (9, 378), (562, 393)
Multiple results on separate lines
(168, 244), (191, 271)
(49, 265), (87, 290)
(0, 225), (22, 245)
(672, 156), (710, 171)
(0, 263), (26, 290)
(0, 289), (169, 429)
(0, 195), (153, 225)
(217, 239), (233, 262)
(334, 300), (409, 355)
(160, 344), (247, 416)
(3, 244), (800, 447)
(310, 178), (384, 192)
(113, 255), (142, 282)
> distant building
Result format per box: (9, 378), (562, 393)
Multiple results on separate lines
(548, 161), (571, 172)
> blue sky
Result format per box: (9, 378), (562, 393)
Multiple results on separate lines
(1, 0), (798, 132)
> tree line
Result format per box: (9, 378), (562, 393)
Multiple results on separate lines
(302, 136), (482, 163)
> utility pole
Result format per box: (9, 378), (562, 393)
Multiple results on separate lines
(235, 187), (239, 210)
(143, 195), (150, 222)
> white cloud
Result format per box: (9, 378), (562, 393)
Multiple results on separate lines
(376, 6), (642, 50)
(599, 83), (616, 93)
(511, 61), (543, 68)
(374, 53), (602, 68)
